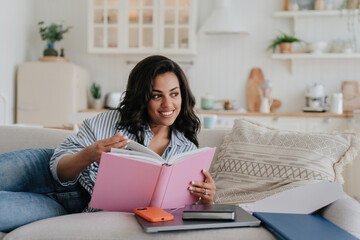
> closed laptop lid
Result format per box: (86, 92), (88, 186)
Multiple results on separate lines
(136, 206), (260, 233)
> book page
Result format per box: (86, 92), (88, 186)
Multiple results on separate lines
(126, 140), (164, 162)
(109, 149), (164, 165)
(167, 147), (210, 165)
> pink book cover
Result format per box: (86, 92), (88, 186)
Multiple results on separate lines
(89, 147), (216, 212)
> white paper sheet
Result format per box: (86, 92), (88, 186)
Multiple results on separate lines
(239, 181), (346, 214)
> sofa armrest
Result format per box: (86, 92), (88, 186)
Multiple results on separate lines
(318, 194), (360, 238)
(0, 126), (74, 154)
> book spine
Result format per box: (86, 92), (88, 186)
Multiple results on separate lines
(149, 164), (173, 207)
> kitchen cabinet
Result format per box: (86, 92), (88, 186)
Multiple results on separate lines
(88, 0), (197, 55)
(272, 9), (360, 73)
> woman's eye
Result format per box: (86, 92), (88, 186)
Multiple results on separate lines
(152, 94), (161, 99)
(171, 92), (179, 97)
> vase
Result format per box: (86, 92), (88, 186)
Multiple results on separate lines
(279, 42), (292, 53)
(92, 99), (103, 109)
(43, 43), (58, 57)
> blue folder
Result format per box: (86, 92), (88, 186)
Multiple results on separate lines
(253, 212), (359, 240)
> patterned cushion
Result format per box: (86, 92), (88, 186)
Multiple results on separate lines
(211, 119), (360, 205)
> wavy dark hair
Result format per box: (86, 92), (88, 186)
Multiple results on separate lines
(117, 55), (200, 147)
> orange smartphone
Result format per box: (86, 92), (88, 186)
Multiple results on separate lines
(134, 207), (174, 222)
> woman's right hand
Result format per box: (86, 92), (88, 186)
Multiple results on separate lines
(57, 132), (130, 182)
(84, 132), (130, 164)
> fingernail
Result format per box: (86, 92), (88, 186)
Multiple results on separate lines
(124, 136), (128, 139)
(191, 181), (195, 185)
(124, 145), (128, 149)
(189, 187), (193, 190)
(202, 169), (206, 172)
(190, 191), (194, 193)
(126, 139), (131, 143)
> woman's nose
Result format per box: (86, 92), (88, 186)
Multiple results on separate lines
(161, 96), (172, 107)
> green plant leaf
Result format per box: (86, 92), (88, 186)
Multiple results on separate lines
(90, 83), (101, 99)
(38, 21), (72, 44)
(267, 32), (301, 53)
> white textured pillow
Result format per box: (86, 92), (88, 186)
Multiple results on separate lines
(211, 119), (360, 205)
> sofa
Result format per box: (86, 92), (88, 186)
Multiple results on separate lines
(0, 125), (360, 240)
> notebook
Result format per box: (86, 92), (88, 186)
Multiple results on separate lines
(253, 212), (358, 240)
(182, 204), (236, 220)
(136, 205), (260, 232)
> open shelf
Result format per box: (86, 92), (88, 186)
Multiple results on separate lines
(273, 10), (358, 18)
(272, 53), (360, 59)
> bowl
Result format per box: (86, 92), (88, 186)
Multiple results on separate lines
(307, 41), (328, 54)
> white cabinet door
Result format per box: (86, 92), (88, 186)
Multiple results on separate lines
(305, 117), (348, 133)
(88, 0), (197, 54)
(159, 0), (197, 55)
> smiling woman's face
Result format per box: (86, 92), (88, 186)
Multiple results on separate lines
(147, 72), (182, 128)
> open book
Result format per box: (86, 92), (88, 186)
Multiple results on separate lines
(89, 140), (216, 212)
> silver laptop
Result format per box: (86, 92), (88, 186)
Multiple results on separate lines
(135, 205), (261, 233)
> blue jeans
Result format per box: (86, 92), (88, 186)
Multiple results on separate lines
(0, 149), (90, 232)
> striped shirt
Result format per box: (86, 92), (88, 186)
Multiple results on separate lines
(50, 110), (197, 198)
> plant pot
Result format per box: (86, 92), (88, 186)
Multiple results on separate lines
(43, 43), (58, 57)
(92, 99), (103, 109)
(279, 42), (292, 53)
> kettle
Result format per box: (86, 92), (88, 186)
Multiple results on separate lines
(105, 92), (124, 109)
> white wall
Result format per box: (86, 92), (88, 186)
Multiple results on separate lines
(0, 0), (35, 124)
(3, 0), (360, 124)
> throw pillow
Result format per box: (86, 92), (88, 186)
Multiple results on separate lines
(210, 119), (360, 205)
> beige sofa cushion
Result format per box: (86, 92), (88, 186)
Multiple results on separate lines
(211, 119), (360, 205)
(4, 212), (274, 240)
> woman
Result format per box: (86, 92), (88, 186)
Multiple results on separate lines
(0, 55), (215, 232)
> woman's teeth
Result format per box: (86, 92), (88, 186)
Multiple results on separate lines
(161, 111), (173, 116)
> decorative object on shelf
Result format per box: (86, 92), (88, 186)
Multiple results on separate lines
(340, 0), (360, 52)
(201, 94), (215, 110)
(60, 48), (65, 57)
(90, 83), (102, 109)
(246, 68), (281, 112)
(259, 80), (273, 113)
(342, 80), (360, 113)
(246, 68), (264, 112)
(288, 0), (300, 11)
(298, 0), (315, 10)
(314, 0), (326, 10)
(38, 21), (72, 57)
(330, 93), (343, 114)
(326, 0), (334, 10)
(203, 115), (217, 129)
(307, 41), (328, 53)
(223, 100), (234, 110)
(267, 32), (302, 53)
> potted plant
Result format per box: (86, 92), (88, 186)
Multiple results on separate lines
(267, 32), (302, 53)
(90, 83), (102, 109)
(38, 21), (72, 57)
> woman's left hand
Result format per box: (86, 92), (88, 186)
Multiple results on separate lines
(189, 169), (216, 205)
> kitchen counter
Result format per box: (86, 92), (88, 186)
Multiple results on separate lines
(197, 110), (354, 118)
(80, 109), (354, 118)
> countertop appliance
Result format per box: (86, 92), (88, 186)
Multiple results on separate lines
(303, 83), (327, 112)
(17, 62), (89, 127)
(105, 92), (124, 109)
